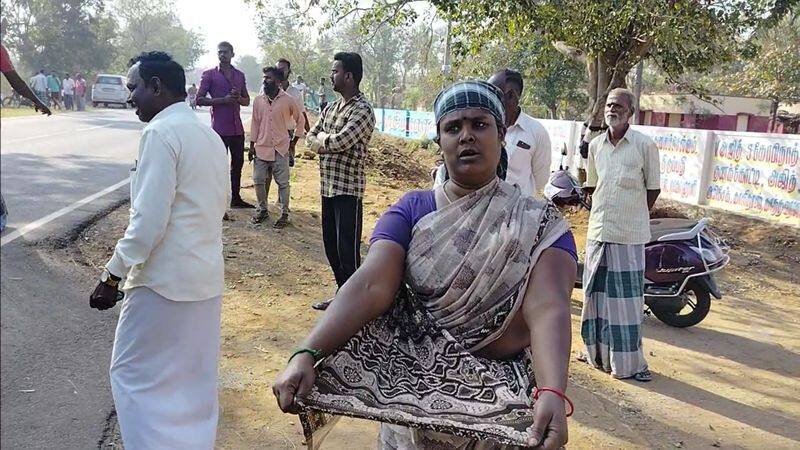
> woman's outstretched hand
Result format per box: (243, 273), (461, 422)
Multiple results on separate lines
(272, 353), (317, 414)
(527, 391), (569, 449)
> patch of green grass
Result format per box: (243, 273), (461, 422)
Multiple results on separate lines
(0, 107), (43, 118)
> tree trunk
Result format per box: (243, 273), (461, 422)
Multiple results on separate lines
(770, 98), (779, 132)
(551, 39), (653, 129)
(548, 104), (557, 119)
(584, 53), (628, 128)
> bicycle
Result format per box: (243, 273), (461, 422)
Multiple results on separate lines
(1, 91), (33, 108)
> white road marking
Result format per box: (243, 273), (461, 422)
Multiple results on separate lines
(1, 177), (130, 247)
(1, 124), (120, 144)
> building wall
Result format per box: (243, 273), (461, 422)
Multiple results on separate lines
(747, 116), (772, 133)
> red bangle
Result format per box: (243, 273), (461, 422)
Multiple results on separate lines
(533, 387), (574, 417)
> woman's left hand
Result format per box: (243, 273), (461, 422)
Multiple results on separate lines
(526, 391), (568, 449)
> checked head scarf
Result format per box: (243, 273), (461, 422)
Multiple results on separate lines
(434, 80), (508, 181)
(433, 80), (506, 127)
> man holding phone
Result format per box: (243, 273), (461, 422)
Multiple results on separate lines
(197, 41), (253, 208)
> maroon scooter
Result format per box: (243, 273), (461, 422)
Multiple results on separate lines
(545, 170), (730, 328)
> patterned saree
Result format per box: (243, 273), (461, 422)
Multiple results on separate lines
(298, 179), (569, 449)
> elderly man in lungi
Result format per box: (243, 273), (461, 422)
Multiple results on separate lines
(580, 87), (660, 382)
(88, 51), (229, 448)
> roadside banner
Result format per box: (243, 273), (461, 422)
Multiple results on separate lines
(706, 132), (799, 226)
(408, 110), (436, 140)
(634, 126), (712, 205)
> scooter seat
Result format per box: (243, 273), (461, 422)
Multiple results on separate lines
(649, 218), (700, 242)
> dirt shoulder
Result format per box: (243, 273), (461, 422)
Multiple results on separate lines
(69, 134), (799, 449)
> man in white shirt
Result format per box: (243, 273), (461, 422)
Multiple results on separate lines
(294, 75), (308, 101)
(432, 69), (551, 196)
(488, 69), (551, 197)
(62, 73), (75, 110)
(89, 51), (229, 449)
(29, 69), (48, 106)
(277, 58), (310, 166)
(579, 87), (660, 383)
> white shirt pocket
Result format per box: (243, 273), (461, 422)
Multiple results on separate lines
(617, 163), (643, 189)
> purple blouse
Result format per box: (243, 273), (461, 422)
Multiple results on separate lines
(197, 66), (248, 137)
(370, 190), (578, 261)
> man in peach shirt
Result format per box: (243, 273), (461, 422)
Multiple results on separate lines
(249, 66), (305, 228)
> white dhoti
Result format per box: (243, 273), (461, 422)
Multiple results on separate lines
(110, 286), (222, 449)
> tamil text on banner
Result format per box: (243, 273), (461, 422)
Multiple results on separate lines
(382, 109), (407, 139)
(408, 110), (436, 140)
(706, 132), (800, 226)
(634, 126), (711, 205)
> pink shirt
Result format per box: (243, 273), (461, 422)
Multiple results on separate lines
(250, 90), (305, 161)
(0, 44), (15, 73)
(75, 79), (87, 96)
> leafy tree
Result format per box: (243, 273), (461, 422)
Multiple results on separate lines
(725, 6), (800, 129)
(112, 0), (204, 72)
(235, 55), (264, 94)
(256, 13), (326, 82)
(455, 32), (587, 119)
(0, 0), (117, 76)
(275, 0), (798, 127)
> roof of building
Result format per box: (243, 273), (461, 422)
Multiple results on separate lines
(639, 94), (800, 116)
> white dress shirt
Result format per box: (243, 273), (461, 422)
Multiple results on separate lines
(586, 127), (661, 245)
(505, 111), (552, 197)
(62, 78), (75, 95)
(106, 102), (230, 301)
(284, 84), (304, 131)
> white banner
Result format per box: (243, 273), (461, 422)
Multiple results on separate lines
(706, 132), (800, 226)
(634, 126), (711, 205)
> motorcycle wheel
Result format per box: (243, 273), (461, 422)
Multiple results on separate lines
(650, 280), (711, 328)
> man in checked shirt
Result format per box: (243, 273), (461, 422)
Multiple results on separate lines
(307, 52), (375, 311)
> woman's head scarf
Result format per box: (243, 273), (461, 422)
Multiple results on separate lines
(433, 80), (506, 127)
(434, 80), (508, 180)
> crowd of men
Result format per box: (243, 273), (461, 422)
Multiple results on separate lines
(27, 69), (88, 111)
(1, 35), (662, 448)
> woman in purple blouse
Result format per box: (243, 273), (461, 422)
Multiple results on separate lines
(274, 81), (576, 449)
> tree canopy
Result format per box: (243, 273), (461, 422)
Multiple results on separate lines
(1, 0), (204, 80)
(269, 0), (799, 124)
(1, 0), (117, 75)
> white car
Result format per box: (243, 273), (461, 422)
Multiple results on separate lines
(91, 74), (128, 108)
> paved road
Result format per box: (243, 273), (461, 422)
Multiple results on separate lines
(0, 105), (249, 448)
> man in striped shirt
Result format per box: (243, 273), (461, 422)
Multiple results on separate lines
(580, 87), (660, 383)
(306, 52), (375, 310)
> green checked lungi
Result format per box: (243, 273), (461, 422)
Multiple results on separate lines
(581, 240), (648, 378)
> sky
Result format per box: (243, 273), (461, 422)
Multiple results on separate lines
(173, 0), (263, 69)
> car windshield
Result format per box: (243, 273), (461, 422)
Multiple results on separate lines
(97, 76), (123, 85)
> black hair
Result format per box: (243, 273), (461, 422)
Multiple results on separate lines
(333, 52), (363, 85)
(502, 69), (524, 94)
(277, 58), (291, 71)
(262, 66), (285, 82)
(128, 51), (186, 98)
(218, 41), (234, 52)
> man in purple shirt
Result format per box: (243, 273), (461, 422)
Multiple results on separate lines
(197, 41), (253, 208)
